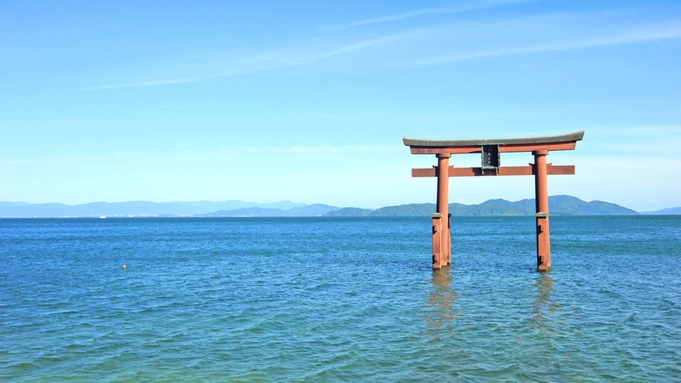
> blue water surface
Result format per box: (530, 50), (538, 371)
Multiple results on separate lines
(1, 216), (680, 382)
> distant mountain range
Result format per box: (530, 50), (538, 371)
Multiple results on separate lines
(325, 195), (638, 217)
(0, 200), (307, 218)
(0, 195), (678, 218)
(641, 207), (681, 215)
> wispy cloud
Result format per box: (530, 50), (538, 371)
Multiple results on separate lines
(80, 62), (274, 90)
(82, 10), (681, 90)
(0, 145), (403, 168)
(241, 145), (403, 155)
(82, 76), (216, 90)
(328, 8), (469, 30)
(326, 0), (528, 30)
(78, 44), (375, 90)
(585, 125), (681, 154)
(405, 21), (681, 66)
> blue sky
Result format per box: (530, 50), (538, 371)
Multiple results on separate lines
(1, 0), (680, 211)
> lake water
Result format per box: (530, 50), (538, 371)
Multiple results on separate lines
(1, 216), (680, 382)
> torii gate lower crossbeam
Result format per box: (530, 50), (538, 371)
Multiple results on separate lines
(403, 131), (584, 271)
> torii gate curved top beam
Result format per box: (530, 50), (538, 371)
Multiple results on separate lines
(403, 131), (584, 271)
(403, 131), (584, 154)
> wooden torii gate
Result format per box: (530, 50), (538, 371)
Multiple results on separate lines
(403, 131), (584, 271)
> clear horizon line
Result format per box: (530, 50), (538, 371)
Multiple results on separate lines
(1, 195), (674, 213)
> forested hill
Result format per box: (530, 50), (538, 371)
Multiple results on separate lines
(0, 195), (642, 217)
(324, 195), (638, 217)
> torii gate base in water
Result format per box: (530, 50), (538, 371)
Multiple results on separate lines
(403, 131), (584, 271)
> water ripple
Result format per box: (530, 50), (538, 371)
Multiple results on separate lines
(1, 216), (680, 381)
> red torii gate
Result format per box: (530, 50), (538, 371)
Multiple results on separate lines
(403, 131), (584, 271)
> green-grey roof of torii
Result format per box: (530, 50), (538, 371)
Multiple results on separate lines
(403, 131), (584, 147)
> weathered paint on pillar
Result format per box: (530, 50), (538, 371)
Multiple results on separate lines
(436, 153), (451, 266)
(534, 150), (551, 271)
(446, 213), (452, 266)
(431, 213), (443, 269)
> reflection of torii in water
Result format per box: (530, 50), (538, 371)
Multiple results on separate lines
(532, 273), (557, 336)
(425, 268), (459, 329)
(404, 131), (584, 271)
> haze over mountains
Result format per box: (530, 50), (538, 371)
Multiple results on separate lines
(641, 207), (681, 215)
(0, 200), (306, 218)
(1, 195), (676, 218)
(326, 195), (639, 217)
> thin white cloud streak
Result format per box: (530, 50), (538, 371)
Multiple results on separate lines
(81, 67), (263, 90)
(593, 125), (681, 136)
(84, 2), (530, 90)
(80, 35), (396, 91)
(326, 0), (529, 30)
(83, 76), (215, 90)
(583, 125), (681, 153)
(85, 3), (526, 91)
(0, 145), (404, 167)
(6, 130), (681, 170)
(603, 141), (681, 153)
(82, 13), (681, 90)
(313, 35), (397, 59)
(406, 23), (681, 67)
(329, 8), (456, 30)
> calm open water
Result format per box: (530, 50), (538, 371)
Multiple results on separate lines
(1, 216), (680, 382)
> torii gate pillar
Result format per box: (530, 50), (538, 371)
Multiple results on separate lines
(534, 150), (550, 271)
(433, 153), (451, 268)
(404, 131), (584, 272)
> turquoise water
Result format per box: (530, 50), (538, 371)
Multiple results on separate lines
(1, 216), (680, 382)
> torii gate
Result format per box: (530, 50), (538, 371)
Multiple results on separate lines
(403, 131), (584, 271)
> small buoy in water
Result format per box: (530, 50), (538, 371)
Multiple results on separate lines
(122, 264), (127, 270)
